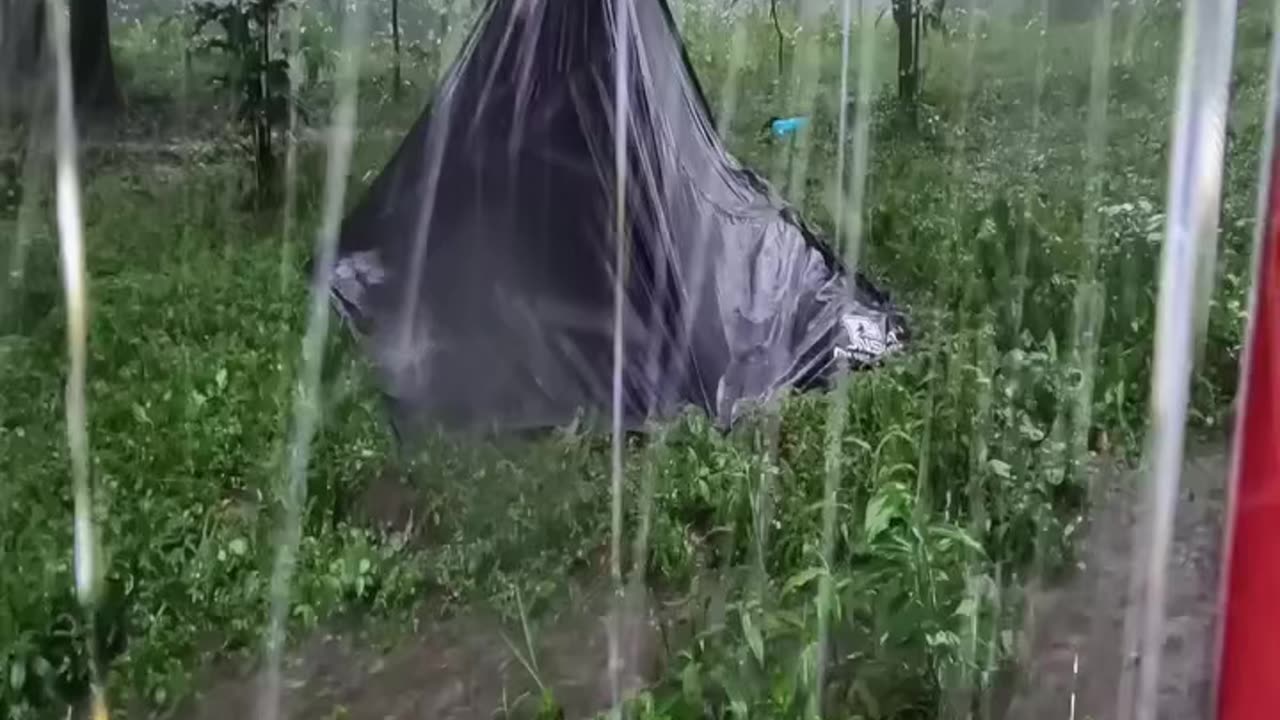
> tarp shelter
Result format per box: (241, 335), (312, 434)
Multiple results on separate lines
(329, 0), (907, 438)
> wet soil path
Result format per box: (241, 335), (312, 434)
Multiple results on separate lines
(1003, 444), (1228, 720)
(169, 445), (1230, 720)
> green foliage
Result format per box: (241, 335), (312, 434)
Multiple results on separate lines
(0, 184), (407, 714)
(189, 0), (294, 206)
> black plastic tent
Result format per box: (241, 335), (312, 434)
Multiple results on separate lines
(329, 0), (907, 438)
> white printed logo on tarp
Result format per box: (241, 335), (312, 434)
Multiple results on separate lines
(836, 313), (890, 364)
(332, 250), (387, 314)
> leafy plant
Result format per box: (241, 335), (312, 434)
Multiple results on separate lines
(189, 0), (295, 207)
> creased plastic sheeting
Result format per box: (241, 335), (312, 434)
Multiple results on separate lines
(329, 0), (907, 438)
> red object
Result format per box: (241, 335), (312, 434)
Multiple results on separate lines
(1216, 132), (1280, 718)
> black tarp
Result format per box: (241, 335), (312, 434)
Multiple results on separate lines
(330, 0), (907, 438)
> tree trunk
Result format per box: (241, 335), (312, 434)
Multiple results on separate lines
(70, 0), (122, 117)
(913, 0), (922, 89)
(892, 0), (918, 103)
(392, 0), (402, 99)
(1048, 0), (1103, 24)
(0, 0), (50, 121)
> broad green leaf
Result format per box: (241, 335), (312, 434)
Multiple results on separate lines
(741, 609), (765, 666)
(783, 567), (825, 594)
(864, 493), (894, 543)
(987, 459), (1012, 479)
(9, 659), (24, 691)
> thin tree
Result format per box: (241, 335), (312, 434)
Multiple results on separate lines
(392, 0), (402, 99)
(0, 0), (49, 121)
(1049, 0), (1103, 23)
(891, 0), (944, 125)
(892, 0), (919, 104)
(70, 0), (124, 118)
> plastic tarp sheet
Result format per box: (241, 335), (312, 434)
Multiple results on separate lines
(329, 0), (907, 437)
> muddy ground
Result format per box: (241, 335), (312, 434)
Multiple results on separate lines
(173, 583), (666, 720)
(165, 444), (1230, 720)
(1003, 442), (1228, 720)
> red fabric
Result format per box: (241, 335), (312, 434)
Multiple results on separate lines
(1217, 138), (1280, 720)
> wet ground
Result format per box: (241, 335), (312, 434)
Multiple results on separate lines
(173, 580), (672, 720)
(166, 444), (1229, 720)
(1003, 442), (1228, 720)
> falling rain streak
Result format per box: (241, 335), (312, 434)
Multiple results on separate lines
(1130, 1), (1236, 719)
(46, 0), (108, 716)
(609, 0), (635, 708)
(814, 0), (875, 715)
(256, 6), (368, 720)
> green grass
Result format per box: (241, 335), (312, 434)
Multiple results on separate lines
(0, 3), (1271, 718)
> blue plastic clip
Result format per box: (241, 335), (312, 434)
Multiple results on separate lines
(769, 116), (809, 138)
